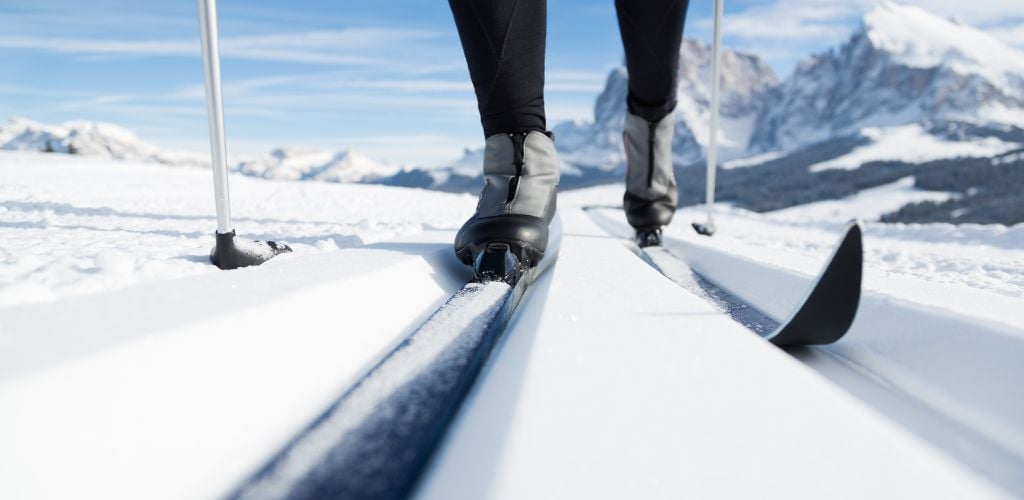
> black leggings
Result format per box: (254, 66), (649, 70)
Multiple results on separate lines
(449, 0), (689, 137)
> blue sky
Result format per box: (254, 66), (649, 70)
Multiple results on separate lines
(2, 0), (1022, 164)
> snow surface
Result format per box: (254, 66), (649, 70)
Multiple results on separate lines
(1, 156), (1021, 498)
(0, 151), (475, 307)
(416, 208), (1008, 499)
(720, 150), (785, 169)
(808, 125), (1020, 172)
(563, 185), (1024, 327)
(769, 176), (956, 222)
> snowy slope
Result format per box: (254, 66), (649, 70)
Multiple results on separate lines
(0, 151), (474, 307)
(768, 176), (957, 222)
(585, 200), (1024, 493)
(1, 155), (1021, 499)
(807, 125), (1020, 172)
(416, 208), (1006, 499)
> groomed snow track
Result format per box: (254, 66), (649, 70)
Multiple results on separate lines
(589, 206), (1024, 496)
(0, 208), (1014, 499)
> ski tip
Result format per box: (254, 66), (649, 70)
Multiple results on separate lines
(768, 219), (864, 347)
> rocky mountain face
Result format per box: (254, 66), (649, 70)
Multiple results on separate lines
(554, 38), (779, 170)
(748, 2), (1024, 153)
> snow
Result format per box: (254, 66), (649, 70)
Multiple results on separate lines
(0, 235), (472, 499)
(236, 147), (400, 183)
(0, 117), (208, 167)
(565, 184), (1024, 328)
(416, 208), (1008, 499)
(235, 282), (511, 500)
(808, 125), (1020, 172)
(769, 176), (957, 222)
(720, 150), (784, 169)
(864, 3), (1024, 90)
(0, 151), (475, 307)
(2, 155), (1022, 499)
(586, 202), (1024, 494)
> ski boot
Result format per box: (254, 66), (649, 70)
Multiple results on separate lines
(455, 131), (560, 285)
(623, 110), (678, 248)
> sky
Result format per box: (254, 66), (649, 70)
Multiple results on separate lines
(2, 0), (1023, 165)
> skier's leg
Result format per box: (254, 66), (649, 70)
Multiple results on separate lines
(448, 0), (560, 279)
(448, 0), (547, 136)
(615, 0), (689, 245)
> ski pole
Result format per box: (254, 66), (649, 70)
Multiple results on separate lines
(693, 0), (723, 237)
(197, 0), (232, 234)
(197, 0), (291, 269)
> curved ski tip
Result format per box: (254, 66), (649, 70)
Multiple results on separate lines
(841, 220), (864, 252)
(767, 219), (864, 347)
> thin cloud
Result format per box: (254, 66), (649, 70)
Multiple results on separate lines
(0, 27), (445, 68)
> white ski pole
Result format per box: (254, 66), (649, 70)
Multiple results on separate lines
(694, 0), (723, 237)
(197, 0), (291, 269)
(198, 0), (232, 234)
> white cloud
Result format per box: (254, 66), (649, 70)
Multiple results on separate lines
(0, 28), (446, 68)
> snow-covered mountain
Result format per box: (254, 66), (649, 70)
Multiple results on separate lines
(749, 2), (1024, 153)
(236, 147), (400, 183)
(554, 38), (779, 170)
(0, 117), (401, 184)
(0, 117), (208, 167)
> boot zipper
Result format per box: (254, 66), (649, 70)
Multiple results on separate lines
(506, 132), (527, 204)
(646, 120), (656, 188)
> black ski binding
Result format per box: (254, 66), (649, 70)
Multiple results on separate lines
(210, 230), (292, 270)
(473, 242), (528, 285)
(636, 228), (663, 248)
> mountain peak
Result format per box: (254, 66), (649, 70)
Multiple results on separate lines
(861, 2), (1024, 75)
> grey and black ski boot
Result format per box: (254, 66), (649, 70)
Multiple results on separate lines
(623, 110), (678, 247)
(455, 131), (560, 284)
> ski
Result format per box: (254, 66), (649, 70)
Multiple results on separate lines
(590, 207), (863, 347)
(648, 222), (862, 346)
(228, 218), (562, 500)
